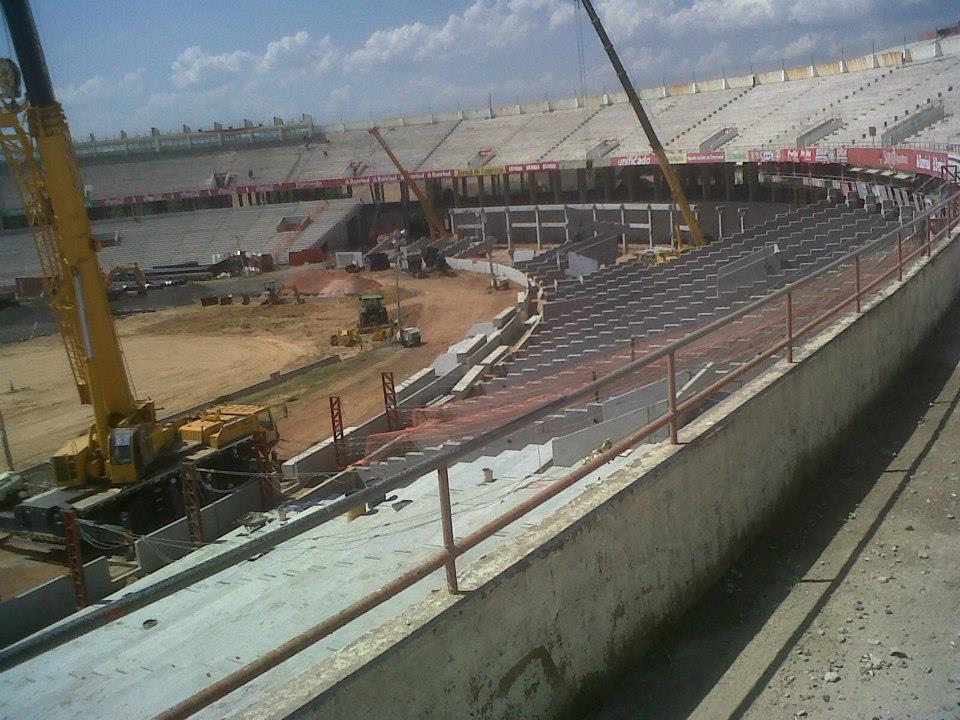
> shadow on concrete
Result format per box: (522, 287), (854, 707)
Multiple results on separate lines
(584, 294), (960, 720)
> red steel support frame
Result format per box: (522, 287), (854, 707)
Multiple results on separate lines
(330, 396), (346, 468)
(381, 371), (401, 432)
(180, 462), (203, 545)
(60, 509), (88, 609)
(252, 431), (275, 511)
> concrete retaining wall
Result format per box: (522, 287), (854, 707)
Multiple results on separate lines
(445, 257), (529, 286)
(164, 355), (340, 422)
(0, 557), (117, 649)
(135, 480), (263, 573)
(243, 225), (960, 720)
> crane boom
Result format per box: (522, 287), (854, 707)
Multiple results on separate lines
(368, 127), (452, 242)
(0, 0), (162, 485)
(579, 0), (706, 248)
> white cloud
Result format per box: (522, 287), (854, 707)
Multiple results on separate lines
(138, 31), (340, 130)
(58, 68), (143, 104)
(170, 31), (335, 90)
(345, 0), (574, 72)
(596, 0), (888, 38)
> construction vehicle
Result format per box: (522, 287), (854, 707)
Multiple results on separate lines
(579, 0), (706, 255)
(0, 1), (279, 544)
(358, 293), (390, 331)
(399, 327), (422, 348)
(330, 327), (362, 347)
(260, 281), (304, 305)
(368, 127), (456, 245)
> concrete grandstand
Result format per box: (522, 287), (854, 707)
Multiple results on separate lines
(3, 22), (960, 720)
(0, 32), (954, 213)
(0, 199), (361, 287)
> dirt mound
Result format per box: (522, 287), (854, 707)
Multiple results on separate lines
(283, 268), (382, 297)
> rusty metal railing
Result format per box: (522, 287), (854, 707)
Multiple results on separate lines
(153, 188), (960, 720)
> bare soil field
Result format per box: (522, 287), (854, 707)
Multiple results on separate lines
(0, 268), (514, 599)
(0, 268), (513, 470)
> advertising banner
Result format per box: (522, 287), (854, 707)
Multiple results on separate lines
(614, 152), (687, 166)
(685, 151), (726, 164)
(84, 143), (951, 209)
(506, 162), (561, 174)
(846, 147), (949, 177)
(455, 165), (506, 177)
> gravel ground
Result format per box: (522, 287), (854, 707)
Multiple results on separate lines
(588, 297), (960, 720)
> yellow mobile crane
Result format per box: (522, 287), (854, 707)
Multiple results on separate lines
(368, 126), (455, 244)
(579, 0), (706, 254)
(0, 0), (277, 541)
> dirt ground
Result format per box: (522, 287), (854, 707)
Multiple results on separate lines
(587, 297), (960, 720)
(0, 268), (513, 469)
(0, 268), (513, 599)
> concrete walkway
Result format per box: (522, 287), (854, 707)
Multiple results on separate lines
(588, 295), (960, 720)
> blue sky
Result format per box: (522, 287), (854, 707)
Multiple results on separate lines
(17, 0), (958, 138)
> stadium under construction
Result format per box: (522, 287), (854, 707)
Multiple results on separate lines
(1, 2), (960, 719)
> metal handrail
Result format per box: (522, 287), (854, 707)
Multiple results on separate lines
(150, 184), (960, 720)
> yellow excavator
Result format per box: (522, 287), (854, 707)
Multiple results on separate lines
(0, 0), (277, 541)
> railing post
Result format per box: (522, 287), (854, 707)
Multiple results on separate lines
(436, 465), (459, 593)
(785, 291), (794, 363)
(854, 255), (862, 313)
(897, 229), (903, 282)
(926, 216), (932, 257)
(667, 351), (678, 445)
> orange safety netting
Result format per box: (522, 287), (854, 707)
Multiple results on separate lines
(351, 217), (942, 465)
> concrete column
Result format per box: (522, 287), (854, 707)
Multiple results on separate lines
(452, 178), (460, 208)
(654, 171), (665, 202)
(400, 181), (410, 234)
(700, 166), (712, 200)
(724, 163), (735, 201)
(576, 168), (587, 203)
(460, 177), (468, 199)
(602, 167), (614, 202)
(502, 173), (511, 206)
(550, 170), (562, 203)
(527, 172), (537, 204)
(478, 175), (486, 205)
(747, 164), (758, 202)
(626, 166), (641, 200)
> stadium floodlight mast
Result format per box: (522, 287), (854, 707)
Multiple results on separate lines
(578, 0), (706, 247)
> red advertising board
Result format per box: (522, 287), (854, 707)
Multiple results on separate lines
(83, 144), (951, 210)
(846, 147), (949, 177)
